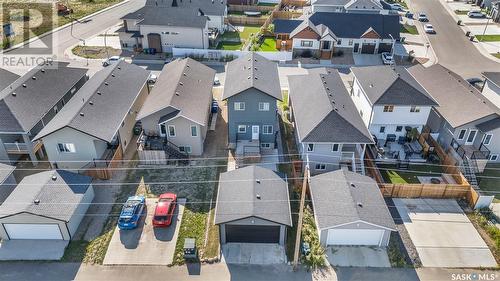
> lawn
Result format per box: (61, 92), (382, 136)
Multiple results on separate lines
(216, 41), (243, 50)
(379, 164), (444, 184)
(478, 163), (500, 199)
(72, 45), (121, 59)
(454, 10), (469, 15)
(257, 2), (278, 6)
(475, 35), (500, 42)
(257, 37), (278, 51)
(493, 53), (500, 59)
(239, 26), (262, 42)
(400, 24), (419, 35)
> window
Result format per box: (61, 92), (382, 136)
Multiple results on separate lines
(322, 40), (331, 50)
(332, 143), (340, 152)
(307, 143), (314, 152)
(261, 143), (271, 148)
(121, 121), (125, 127)
(71, 87), (76, 94)
(410, 106), (421, 113)
(53, 105), (58, 113)
(168, 125), (176, 137)
(490, 154), (498, 161)
(238, 125), (246, 133)
(380, 126), (386, 133)
(383, 105), (394, 112)
(315, 163), (326, 170)
(58, 143), (76, 153)
(300, 40), (313, 47)
(263, 125), (273, 134)
(190, 125), (198, 137)
(483, 134), (492, 145)
(396, 126), (403, 132)
(179, 146), (191, 153)
(160, 124), (167, 135)
(336, 39), (342, 45)
(457, 129), (467, 140)
(234, 102), (245, 111)
(122, 43), (128, 48)
(258, 102), (270, 111)
(348, 40), (353, 46)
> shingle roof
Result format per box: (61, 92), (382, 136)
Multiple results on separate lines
(34, 61), (149, 142)
(274, 19), (302, 34)
(309, 170), (396, 230)
(344, 0), (383, 10)
(0, 62), (87, 133)
(351, 65), (438, 106)
(0, 69), (20, 91)
(0, 163), (15, 185)
(289, 69), (373, 143)
(477, 117), (500, 132)
(408, 64), (499, 128)
(122, 5), (208, 28)
(290, 19), (321, 38)
(0, 170), (92, 222)
(223, 53), (282, 100)
(482, 72), (500, 88)
(215, 166), (292, 226)
(144, 0), (226, 15)
(136, 58), (215, 125)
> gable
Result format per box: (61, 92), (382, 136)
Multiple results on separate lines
(292, 26), (320, 40)
(360, 28), (381, 39)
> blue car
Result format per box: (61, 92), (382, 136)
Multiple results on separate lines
(118, 196), (145, 230)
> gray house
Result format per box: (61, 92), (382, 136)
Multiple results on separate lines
(289, 68), (373, 175)
(223, 53), (282, 155)
(0, 170), (94, 241)
(0, 163), (16, 203)
(0, 62), (88, 165)
(215, 165), (292, 246)
(481, 72), (500, 108)
(136, 58), (215, 157)
(311, 0), (385, 13)
(309, 169), (396, 247)
(34, 61), (150, 170)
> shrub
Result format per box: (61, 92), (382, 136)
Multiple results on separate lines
(301, 207), (326, 269)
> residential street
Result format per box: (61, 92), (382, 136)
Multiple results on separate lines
(408, 0), (500, 79)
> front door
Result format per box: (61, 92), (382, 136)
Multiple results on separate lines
(466, 130), (477, 145)
(353, 43), (359, 53)
(252, 126), (260, 140)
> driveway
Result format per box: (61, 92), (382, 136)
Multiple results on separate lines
(103, 198), (185, 265)
(0, 240), (68, 260)
(393, 198), (497, 267)
(326, 246), (391, 267)
(221, 243), (286, 264)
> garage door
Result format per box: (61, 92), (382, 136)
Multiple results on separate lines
(326, 229), (384, 246)
(225, 225), (280, 243)
(361, 43), (376, 54)
(378, 43), (393, 53)
(4, 224), (63, 240)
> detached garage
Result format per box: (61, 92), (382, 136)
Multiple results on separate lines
(309, 170), (396, 247)
(0, 170), (94, 241)
(215, 166), (292, 246)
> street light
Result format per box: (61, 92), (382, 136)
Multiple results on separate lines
(481, 16), (492, 42)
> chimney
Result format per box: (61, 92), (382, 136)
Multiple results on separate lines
(172, 0), (178, 7)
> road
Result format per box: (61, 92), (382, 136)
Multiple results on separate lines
(409, 0), (500, 79)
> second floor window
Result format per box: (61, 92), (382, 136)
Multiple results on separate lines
(457, 129), (467, 140)
(263, 125), (273, 134)
(410, 106), (421, 113)
(307, 143), (314, 152)
(168, 125), (176, 137)
(58, 143), (76, 153)
(191, 126), (198, 137)
(301, 40), (313, 47)
(332, 143), (340, 152)
(258, 102), (270, 111)
(383, 105), (394, 112)
(483, 134), (492, 145)
(234, 102), (245, 111)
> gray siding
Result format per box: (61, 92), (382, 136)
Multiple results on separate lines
(117, 84), (149, 153)
(67, 185), (94, 237)
(318, 221), (391, 247)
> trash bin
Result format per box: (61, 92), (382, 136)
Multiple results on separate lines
(183, 238), (197, 260)
(470, 35), (475, 41)
(457, 20), (462, 25)
(465, 31), (471, 37)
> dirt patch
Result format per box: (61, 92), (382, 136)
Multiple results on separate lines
(72, 45), (122, 59)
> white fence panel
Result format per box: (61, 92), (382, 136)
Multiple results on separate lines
(172, 48), (292, 62)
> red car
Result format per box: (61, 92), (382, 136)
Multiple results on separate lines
(152, 193), (177, 227)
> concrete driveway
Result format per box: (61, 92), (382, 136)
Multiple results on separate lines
(393, 198), (497, 267)
(326, 246), (391, 267)
(103, 198), (185, 265)
(221, 243), (286, 264)
(0, 240), (68, 260)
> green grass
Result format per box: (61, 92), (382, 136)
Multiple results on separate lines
(220, 31), (241, 41)
(240, 26), (262, 41)
(386, 0), (408, 8)
(400, 24), (419, 35)
(454, 9), (469, 15)
(257, 37), (278, 51)
(203, 208), (220, 259)
(478, 163), (500, 199)
(257, 2), (278, 6)
(172, 209), (208, 265)
(492, 53), (500, 59)
(71, 45), (121, 59)
(475, 35), (500, 42)
(379, 164), (444, 184)
(216, 41), (243, 50)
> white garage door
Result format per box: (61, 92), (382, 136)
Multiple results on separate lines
(4, 224), (63, 240)
(327, 229), (384, 246)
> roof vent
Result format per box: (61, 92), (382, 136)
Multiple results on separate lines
(357, 202), (363, 207)
(80, 112), (85, 117)
(175, 92), (180, 96)
(369, 84), (374, 88)
(89, 101), (94, 105)
(32, 76), (36, 80)
(41, 69), (45, 73)
(34, 199), (40, 205)
(117, 67), (121, 70)
(97, 91), (102, 95)
(183, 72), (187, 76)
(51, 175), (57, 181)
(22, 83), (27, 88)
(254, 77), (258, 80)
(11, 92), (16, 97)
(256, 194), (261, 199)
(247, 76), (251, 79)
(111, 74), (115, 77)
(256, 179), (261, 184)
(326, 87), (330, 91)
(350, 183), (356, 188)
(104, 82), (109, 86)
(186, 64), (190, 67)
(179, 82), (183, 86)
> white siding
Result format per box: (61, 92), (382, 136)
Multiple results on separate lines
(67, 185), (94, 237)
(140, 24), (209, 50)
(481, 80), (500, 109)
(292, 38), (320, 49)
(351, 78), (373, 127)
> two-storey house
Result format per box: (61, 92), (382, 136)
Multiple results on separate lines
(311, 0), (386, 13)
(481, 72), (500, 108)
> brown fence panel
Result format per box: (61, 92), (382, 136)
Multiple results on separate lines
(228, 4), (276, 11)
(227, 16), (267, 26)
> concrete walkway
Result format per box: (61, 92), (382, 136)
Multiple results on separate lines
(326, 246), (391, 267)
(221, 243), (286, 264)
(0, 240), (68, 260)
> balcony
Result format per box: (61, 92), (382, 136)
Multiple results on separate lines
(451, 139), (490, 161)
(4, 140), (43, 154)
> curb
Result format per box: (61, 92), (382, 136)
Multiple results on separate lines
(406, 0), (438, 67)
(3, 0), (130, 53)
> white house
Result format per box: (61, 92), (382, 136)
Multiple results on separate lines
(311, 0), (386, 13)
(481, 72), (500, 108)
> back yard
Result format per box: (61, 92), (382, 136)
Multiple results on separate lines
(379, 164), (445, 184)
(216, 25), (261, 50)
(478, 163), (500, 200)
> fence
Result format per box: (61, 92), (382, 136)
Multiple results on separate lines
(226, 15), (267, 25)
(82, 145), (123, 180)
(172, 47), (293, 61)
(380, 183), (472, 199)
(228, 4), (276, 12)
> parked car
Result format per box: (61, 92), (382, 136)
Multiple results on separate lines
(118, 196), (145, 230)
(418, 12), (429, 22)
(148, 74), (157, 84)
(381, 52), (394, 65)
(102, 56), (123, 67)
(466, 77), (484, 89)
(152, 193), (177, 227)
(405, 11), (414, 19)
(211, 99), (218, 113)
(467, 10), (485, 18)
(424, 24), (435, 34)
(390, 3), (405, 11)
(213, 75), (221, 86)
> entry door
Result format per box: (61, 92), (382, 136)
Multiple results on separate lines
(353, 43), (359, 53)
(466, 130), (477, 145)
(252, 126), (259, 140)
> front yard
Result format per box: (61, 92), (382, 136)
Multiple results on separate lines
(379, 164), (444, 184)
(478, 163), (500, 199)
(72, 45), (121, 59)
(400, 24), (419, 35)
(475, 35), (500, 42)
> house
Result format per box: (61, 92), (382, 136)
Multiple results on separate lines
(309, 169), (396, 247)
(223, 53), (282, 154)
(0, 170), (94, 240)
(0, 163), (16, 203)
(311, 0), (386, 13)
(119, 0), (227, 51)
(0, 68), (19, 90)
(33, 61), (150, 170)
(136, 58), (216, 158)
(215, 165), (292, 246)
(350, 65), (438, 144)
(288, 68), (373, 175)
(408, 64), (500, 169)
(0, 62), (88, 165)
(481, 72), (500, 108)
(491, 1), (500, 23)
(273, 12), (399, 58)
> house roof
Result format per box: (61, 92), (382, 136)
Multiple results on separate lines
(136, 58), (215, 125)
(34, 61), (149, 142)
(274, 19), (302, 34)
(214, 166), (292, 226)
(289, 68), (373, 143)
(482, 72), (500, 88)
(0, 62), (87, 133)
(476, 117), (500, 132)
(122, 5), (208, 28)
(351, 65), (438, 106)
(408, 64), (499, 128)
(0, 69), (20, 91)
(309, 169), (396, 230)
(144, 0), (226, 15)
(222, 53), (282, 101)
(344, 0), (383, 10)
(290, 19), (320, 38)
(0, 163), (15, 185)
(0, 170), (92, 222)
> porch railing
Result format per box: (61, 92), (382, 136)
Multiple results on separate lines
(4, 140), (43, 153)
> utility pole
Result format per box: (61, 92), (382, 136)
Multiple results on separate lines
(292, 165), (309, 271)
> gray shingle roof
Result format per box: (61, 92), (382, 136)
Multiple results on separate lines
(215, 166), (292, 226)
(0, 69), (20, 91)
(352, 65), (438, 106)
(34, 61), (149, 142)
(0, 62), (87, 133)
(408, 64), (499, 128)
(344, 0), (383, 10)
(290, 19), (320, 38)
(477, 117), (500, 132)
(0, 163), (15, 185)
(309, 170), (396, 230)
(274, 19), (302, 34)
(289, 69), (373, 143)
(223, 53), (282, 101)
(122, 5), (208, 28)
(136, 58), (215, 125)
(145, 0), (226, 15)
(0, 170), (92, 222)
(482, 72), (500, 88)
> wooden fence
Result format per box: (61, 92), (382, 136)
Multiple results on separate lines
(226, 15), (267, 25)
(380, 183), (471, 199)
(83, 145), (123, 180)
(228, 4), (275, 12)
